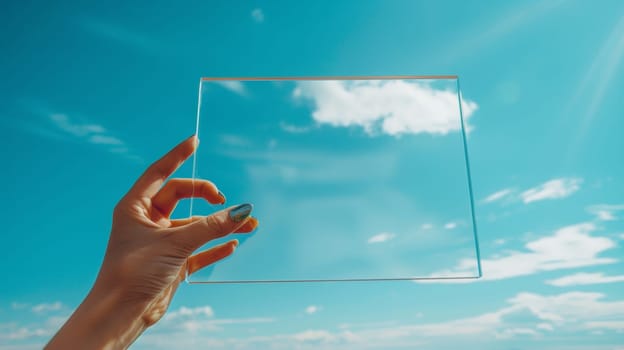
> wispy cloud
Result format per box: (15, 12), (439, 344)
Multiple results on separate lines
(219, 134), (251, 147)
(293, 80), (478, 136)
(428, 222), (616, 282)
(47, 113), (142, 162)
(49, 113), (105, 137)
(165, 306), (214, 320)
(11, 107), (143, 163)
(483, 178), (583, 206)
(78, 17), (162, 54)
(31, 302), (63, 314)
(482, 188), (514, 203)
(88, 134), (124, 145)
(133, 291), (624, 349)
(279, 122), (312, 134)
(159, 305), (273, 333)
(367, 232), (395, 244)
(521, 178), (582, 204)
(443, 222), (457, 230)
(251, 8), (265, 23)
(586, 204), (624, 221)
(215, 81), (247, 96)
(546, 272), (624, 287)
(305, 305), (320, 315)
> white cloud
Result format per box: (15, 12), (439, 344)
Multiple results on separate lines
(88, 134), (124, 145)
(482, 188), (514, 203)
(10, 303), (29, 310)
(421, 223), (433, 230)
(215, 81), (247, 96)
(251, 8), (264, 23)
(220, 134), (250, 147)
(160, 305), (273, 334)
(428, 222), (617, 282)
(305, 305), (320, 314)
(280, 122), (311, 133)
(587, 204), (624, 221)
(31, 302), (63, 313)
(444, 222), (457, 229)
(521, 178), (582, 204)
(44, 112), (140, 161)
(49, 113), (106, 137)
(108, 290), (624, 349)
(494, 239), (506, 245)
(293, 80), (478, 136)
(367, 232), (395, 244)
(546, 272), (624, 287)
(165, 306), (214, 320)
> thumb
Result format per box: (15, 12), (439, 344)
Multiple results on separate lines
(172, 203), (254, 253)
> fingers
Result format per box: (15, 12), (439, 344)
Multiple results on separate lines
(187, 240), (238, 275)
(169, 203), (254, 252)
(170, 216), (259, 234)
(130, 135), (198, 198)
(152, 179), (226, 218)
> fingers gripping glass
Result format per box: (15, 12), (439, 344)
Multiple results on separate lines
(186, 76), (482, 283)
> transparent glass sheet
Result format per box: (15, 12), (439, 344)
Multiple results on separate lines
(186, 76), (481, 283)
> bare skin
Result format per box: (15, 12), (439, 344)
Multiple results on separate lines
(46, 135), (258, 349)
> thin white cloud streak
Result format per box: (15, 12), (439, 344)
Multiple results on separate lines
(49, 114), (105, 137)
(44, 112), (142, 162)
(31, 302), (63, 313)
(293, 80), (478, 136)
(165, 306), (214, 320)
(215, 81), (247, 96)
(482, 188), (514, 203)
(427, 222), (617, 282)
(367, 232), (395, 244)
(586, 204), (624, 221)
(521, 178), (582, 204)
(444, 222), (457, 230)
(88, 134), (124, 145)
(251, 8), (265, 23)
(78, 17), (162, 54)
(547, 272), (624, 287)
(279, 122), (312, 134)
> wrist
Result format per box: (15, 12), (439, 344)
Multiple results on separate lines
(46, 283), (148, 350)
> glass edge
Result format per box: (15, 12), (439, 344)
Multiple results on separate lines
(186, 75), (483, 284)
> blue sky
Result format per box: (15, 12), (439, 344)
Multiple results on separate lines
(1, 0), (624, 349)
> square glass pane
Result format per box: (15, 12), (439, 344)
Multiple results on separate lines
(186, 76), (481, 283)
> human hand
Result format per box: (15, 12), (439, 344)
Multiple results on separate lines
(46, 135), (258, 349)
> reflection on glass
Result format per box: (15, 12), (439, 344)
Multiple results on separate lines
(186, 76), (481, 283)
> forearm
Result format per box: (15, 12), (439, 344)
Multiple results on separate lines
(46, 285), (148, 350)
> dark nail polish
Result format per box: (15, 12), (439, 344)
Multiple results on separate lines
(217, 191), (227, 204)
(229, 203), (253, 223)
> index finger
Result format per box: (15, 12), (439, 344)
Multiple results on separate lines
(130, 135), (198, 197)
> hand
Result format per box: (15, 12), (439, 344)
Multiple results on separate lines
(46, 135), (258, 349)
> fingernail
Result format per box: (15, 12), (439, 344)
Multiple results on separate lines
(217, 191), (226, 204)
(232, 239), (239, 247)
(229, 203), (253, 223)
